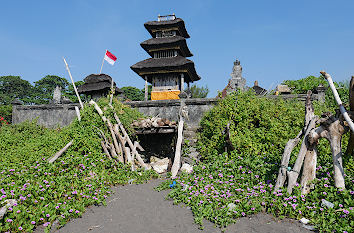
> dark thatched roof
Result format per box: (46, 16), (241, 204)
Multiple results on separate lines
(144, 18), (190, 38)
(130, 56), (200, 83)
(140, 36), (193, 57)
(252, 85), (267, 95)
(84, 74), (112, 83)
(78, 74), (123, 94)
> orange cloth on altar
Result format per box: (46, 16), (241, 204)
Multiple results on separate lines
(151, 90), (180, 100)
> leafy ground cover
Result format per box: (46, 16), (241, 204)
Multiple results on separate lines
(157, 91), (353, 233)
(0, 98), (157, 232)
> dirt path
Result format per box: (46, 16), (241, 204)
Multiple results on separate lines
(40, 179), (311, 233)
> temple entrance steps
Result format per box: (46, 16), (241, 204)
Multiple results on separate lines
(182, 125), (200, 165)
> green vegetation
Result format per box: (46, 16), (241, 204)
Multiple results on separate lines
(282, 75), (349, 107)
(157, 91), (353, 233)
(120, 85), (152, 101)
(0, 75), (87, 105)
(0, 105), (12, 123)
(190, 84), (209, 98)
(0, 98), (157, 232)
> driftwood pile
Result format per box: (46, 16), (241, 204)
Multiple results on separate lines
(275, 71), (354, 195)
(89, 100), (148, 170)
(132, 117), (177, 128)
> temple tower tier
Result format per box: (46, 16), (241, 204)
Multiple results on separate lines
(131, 14), (200, 101)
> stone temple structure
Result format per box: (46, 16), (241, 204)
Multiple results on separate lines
(222, 59), (247, 97)
(131, 14), (200, 100)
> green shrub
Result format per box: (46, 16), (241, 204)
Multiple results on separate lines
(0, 98), (156, 232)
(0, 105), (12, 123)
(157, 91), (353, 233)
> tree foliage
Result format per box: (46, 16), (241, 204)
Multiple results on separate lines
(0, 76), (34, 104)
(190, 84), (209, 98)
(121, 86), (145, 101)
(121, 85), (152, 101)
(33, 75), (70, 104)
(0, 75), (87, 105)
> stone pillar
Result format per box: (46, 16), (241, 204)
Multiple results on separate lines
(316, 84), (326, 103)
(145, 76), (148, 101)
(180, 73), (184, 92)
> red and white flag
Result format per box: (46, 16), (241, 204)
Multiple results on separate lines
(104, 50), (117, 65)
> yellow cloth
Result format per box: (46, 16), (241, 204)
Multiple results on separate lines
(151, 90), (180, 100)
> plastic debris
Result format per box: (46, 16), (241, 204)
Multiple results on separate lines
(300, 218), (310, 224)
(169, 181), (177, 188)
(181, 163), (193, 173)
(227, 203), (237, 211)
(128, 179), (135, 185)
(302, 224), (316, 231)
(321, 199), (334, 209)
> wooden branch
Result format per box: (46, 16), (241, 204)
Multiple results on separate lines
(171, 115), (184, 178)
(274, 130), (302, 190)
(321, 71), (354, 133)
(89, 100), (124, 163)
(48, 140), (74, 163)
(287, 91), (317, 193)
(101, 141), (112, 160)
(300, 143), (318, 194)
(108, 143), (121, 162)
(326, 118), (347, 188)
(113, 124), (132, 164)
(109, 104), (148, 169)
(306, 116), (347, 189)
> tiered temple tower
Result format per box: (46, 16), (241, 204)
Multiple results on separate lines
(131, 14), (200, 100)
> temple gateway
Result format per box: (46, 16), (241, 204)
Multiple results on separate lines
(131, 14), (200, 101)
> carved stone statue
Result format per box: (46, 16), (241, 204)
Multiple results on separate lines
(53, 86), (62, 104)
(229, 59), (246, 92)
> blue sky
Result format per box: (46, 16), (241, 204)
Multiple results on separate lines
(1, 0), (354, 97)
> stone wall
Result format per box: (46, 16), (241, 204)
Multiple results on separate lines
(126, 98), (219, 127)
(12, 104), (80, 128)
(11, 93), (324, 128)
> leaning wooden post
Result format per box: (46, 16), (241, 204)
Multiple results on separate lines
(171, 99), (186, 178)
(63, 57), (84, 109)
(48, 140), (74, 163)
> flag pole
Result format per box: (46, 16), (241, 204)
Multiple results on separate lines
(99, 50), (106, 74)
(63, 57), (84, 109)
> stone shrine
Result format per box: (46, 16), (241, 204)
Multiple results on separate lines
(131, 14), (200, 100)
(221, 59), (247, 97)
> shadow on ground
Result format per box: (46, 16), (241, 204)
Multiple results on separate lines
(35, 179), (312, 233)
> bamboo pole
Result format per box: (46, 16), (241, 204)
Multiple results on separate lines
(63, 57), (83, 109)
(48, 140), (74, 163)
(99, 50), (107, 74)
(321, 71), (354, 133)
